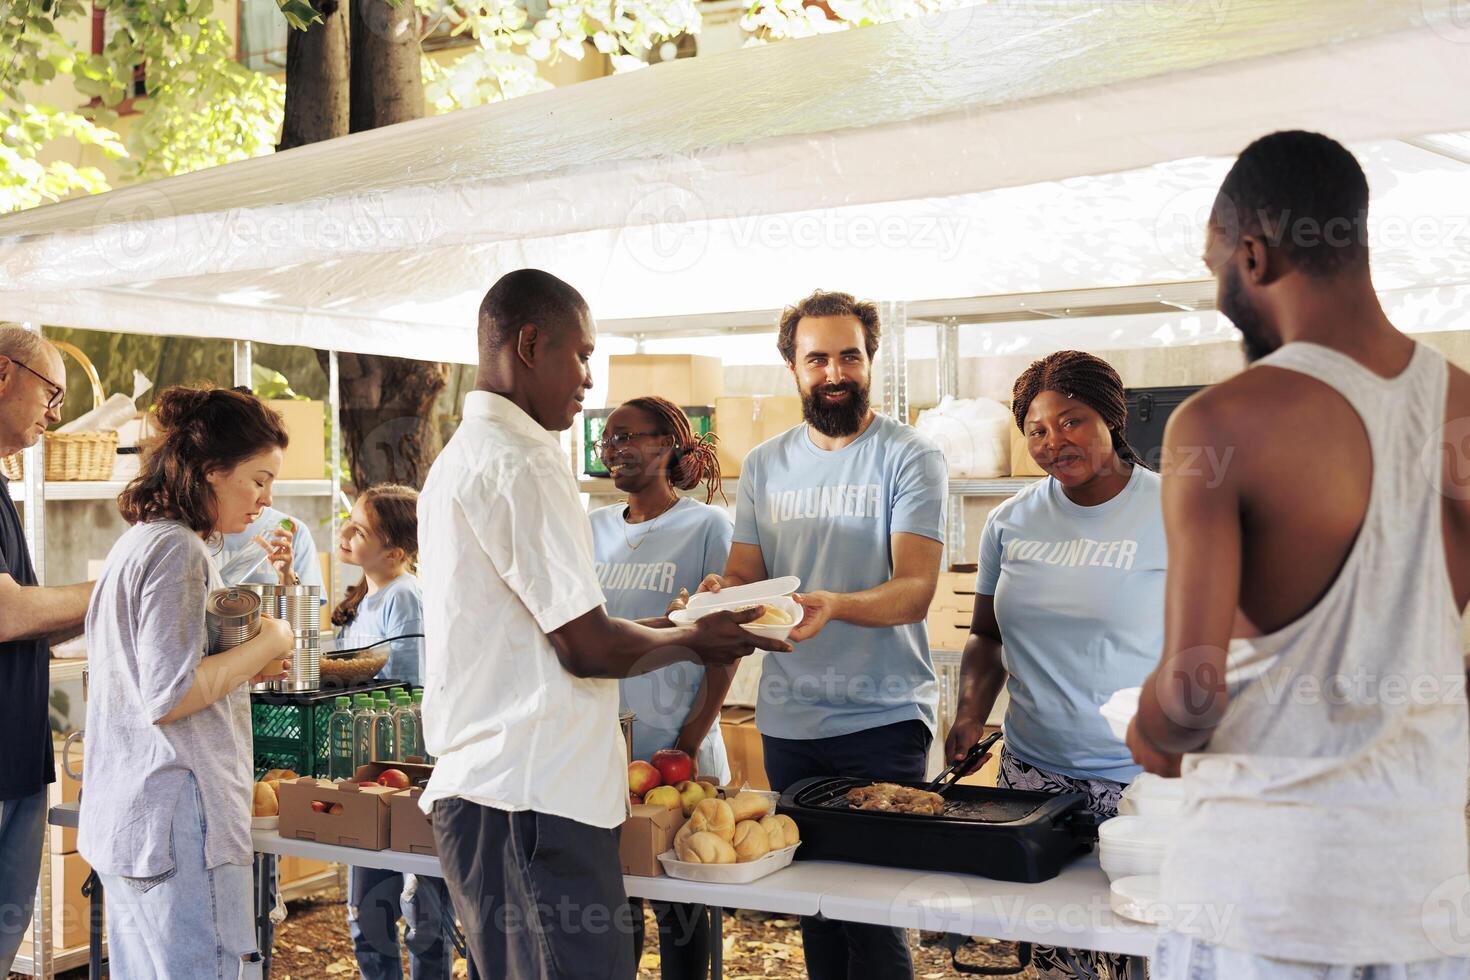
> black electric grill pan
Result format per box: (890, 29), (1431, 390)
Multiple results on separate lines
(778, 776), (1098, 883)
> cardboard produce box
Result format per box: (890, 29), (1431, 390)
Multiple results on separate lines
(266, 399), (327, 481)
(718, 706), (769, 791)
(391, 787), (436, 856)
(715, 396), (803, 477)
(607, 355), (724, 406)
(22, 851), (99, 951)
(619, 803), (683, 877)
(277, 777), (394, 850)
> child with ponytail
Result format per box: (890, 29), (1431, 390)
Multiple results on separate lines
(588, 396), (733, 980)
(332, 485), (457, 980)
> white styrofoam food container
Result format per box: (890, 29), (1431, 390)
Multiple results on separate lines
(1098, 815), (1174, 881)
(1099, 686), (1141, 741)
(1117, 773), (1185, 817)
(657, 843), (800, 884)
(685, 577), (800, 611)
(671, 583), (805, 641)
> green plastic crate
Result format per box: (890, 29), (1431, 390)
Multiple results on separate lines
(582, 405), (713, 477)
(251, 679), (407, 779)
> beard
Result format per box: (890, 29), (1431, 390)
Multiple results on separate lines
(1221, 261), (1280, 363)
(802, 379), (871, 437)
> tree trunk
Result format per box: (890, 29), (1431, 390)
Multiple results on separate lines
(277, 0), (349, 151)
(331, 1), (443, 490)
(330, 352), (451, 490)
(350, 0), (425, 132)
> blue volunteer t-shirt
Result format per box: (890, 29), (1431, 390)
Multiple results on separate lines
(335, 574), (426, 687)
(590, 497), (734, 779)
(979, 464), (1166, 782)
(735, 414), (947, 740)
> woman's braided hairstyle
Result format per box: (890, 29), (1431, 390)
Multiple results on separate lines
(1011, 351), (1146, 469)
(621, 396), (725, 504)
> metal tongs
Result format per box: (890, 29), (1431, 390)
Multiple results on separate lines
(923, 730), (1004, 796)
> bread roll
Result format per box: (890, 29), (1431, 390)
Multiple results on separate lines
(688, 799), (735, 842)
(770, 813), (800, 847)
(252, 781), (278, 818)
(732, 820), (770, 862)
(677, 831), (736, 865)
(741, 604), (792, 626)
(758, 815), (786, 848)
(729, 791), (770, 822)
(673, 819), (695, 855)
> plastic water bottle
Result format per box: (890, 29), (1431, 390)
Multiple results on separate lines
(373, 694), (397, 762)
(351, 694), (376, 773)
(327, 696), (355, 781)
(393, 694), (421, 763)
(412, 689), (432, 765)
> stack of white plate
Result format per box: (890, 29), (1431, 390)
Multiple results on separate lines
(1098, 815), (1173, 881)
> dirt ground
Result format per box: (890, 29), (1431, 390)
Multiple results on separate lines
(16, 882), (1039, 979)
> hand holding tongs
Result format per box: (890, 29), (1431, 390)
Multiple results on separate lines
(923, 730), (1004, 796)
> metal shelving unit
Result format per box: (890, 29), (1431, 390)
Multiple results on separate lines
(16, 331), (343, 980)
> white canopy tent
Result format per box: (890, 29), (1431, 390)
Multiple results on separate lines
(2, 0), (1470, 363)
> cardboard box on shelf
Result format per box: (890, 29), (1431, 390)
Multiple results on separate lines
(1009, 425), (1046, 478)
(22, 851), (100, 951)
(277, 776), (394, 850)
(619, 803), (683, 877)
(718, 706), (769, 791)
(267, 399), (327, 481)
(714, 396), (803, 477)
(391, 787), (436, 856)
(606, 355), (724, 407)
(278, 855), (333, 888)
(927, 571), (978, 651)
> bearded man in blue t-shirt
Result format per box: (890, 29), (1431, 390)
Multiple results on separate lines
(698, 289), (947, 980)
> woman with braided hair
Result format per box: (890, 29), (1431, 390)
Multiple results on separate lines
(589, 395), (732, 980)
(946, 351), (1161, 980)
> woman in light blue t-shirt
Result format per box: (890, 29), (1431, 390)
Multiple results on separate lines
(946, 351), (1162, 980)
(590, 396), (733, 980)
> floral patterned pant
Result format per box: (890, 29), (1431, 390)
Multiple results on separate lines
(997, 748), (1146, 980)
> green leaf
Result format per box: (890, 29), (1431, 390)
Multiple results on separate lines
(276, 0), (322, 30)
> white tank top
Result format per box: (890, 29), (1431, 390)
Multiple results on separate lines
(1160, 341), (1470, 964)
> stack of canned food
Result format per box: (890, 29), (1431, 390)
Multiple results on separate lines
(240, 583), (323, 692)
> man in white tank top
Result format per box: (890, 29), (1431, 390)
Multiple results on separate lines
(1127, 131), (1470, 978)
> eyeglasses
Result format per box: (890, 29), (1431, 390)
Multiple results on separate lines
(594, 431), (666, 454)
(10, 359), (64, 411)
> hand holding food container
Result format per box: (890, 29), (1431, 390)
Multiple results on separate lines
(672, 576), (804, 645)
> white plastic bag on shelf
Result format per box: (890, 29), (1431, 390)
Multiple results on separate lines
(57, 369), (152, 434)
(914, 396), (1012, 478)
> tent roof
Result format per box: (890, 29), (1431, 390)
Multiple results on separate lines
(2, 0), (1469, 362)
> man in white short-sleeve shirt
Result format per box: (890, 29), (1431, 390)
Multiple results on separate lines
(417, 269), (789, 980)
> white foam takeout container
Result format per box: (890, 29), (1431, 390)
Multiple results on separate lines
(658, 842), (800, 884)
(1099, 686), (1141, 742)
(1109, 874), (1172, 926)
(671, 577), (804, 641)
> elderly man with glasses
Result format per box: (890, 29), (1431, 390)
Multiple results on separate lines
(0, 326), (95, 975)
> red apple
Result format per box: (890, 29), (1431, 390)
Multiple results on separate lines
(310, 801), (329, 813)
(627, 760), (662, 796)
(629, 793), (643, 809)
(376, 769), (412, 789)
(328, 803), (344, 815)
(651, 748), (693, 786)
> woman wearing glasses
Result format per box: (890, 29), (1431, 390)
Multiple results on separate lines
(588, 396), (732, 980)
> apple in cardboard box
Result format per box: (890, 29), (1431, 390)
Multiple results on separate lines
(651, 748), (692, 786)
(628, 760), (662, 796)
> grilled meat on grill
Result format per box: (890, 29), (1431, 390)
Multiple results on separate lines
(845, 782), (946, 816)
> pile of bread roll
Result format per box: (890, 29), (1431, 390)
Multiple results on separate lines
(674, 791), (800, 865)
(252, 768), (299, 818)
